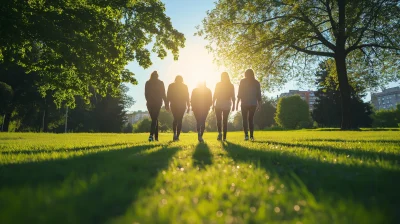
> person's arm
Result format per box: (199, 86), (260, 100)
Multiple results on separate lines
(144, 81), (149, 102)
(186, 86), (190, 113)
(208, 89), (213, 111)
(166, 84), (172, 110)
(231, 84), (236, 111)
(212, 85), (217, 111)
(256, 81), (262, 111)
(161, 81), (169, 111)
(236, 80), (242, 111)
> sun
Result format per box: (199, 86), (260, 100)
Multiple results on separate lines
(166, 42), (223, 94)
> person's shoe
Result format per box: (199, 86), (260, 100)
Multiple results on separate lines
(244, 135), (249, 141)
(217, 133), (222, 141)
(173, 134), (177, 141)
(250, 136), (254, 141)
(148, 135), (154, 142)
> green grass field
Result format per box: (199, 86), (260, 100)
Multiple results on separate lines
(1, 131), (399, 223)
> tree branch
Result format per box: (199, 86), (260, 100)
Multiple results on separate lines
(297, 12), (336, 51)
(347, 43), (400, 54)
(290, 44), (334, 57)
(346, 0), (385, 53)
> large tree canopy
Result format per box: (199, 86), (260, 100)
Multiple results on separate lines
(199, 0), (400, 129)
(0, 0), (185, 106)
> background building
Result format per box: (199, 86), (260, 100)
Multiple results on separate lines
(126, 110), (150, 124)
(280, 90), (317, 110)
(371, 86), (400, 110)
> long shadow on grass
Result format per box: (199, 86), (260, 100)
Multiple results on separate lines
(0, 143), (180, 223)
(259, 140), (400, 163)
(0, 143), (131, 155)
(192, 143), (213, 169)
(222, 142), (400, 221)
(305, 139), (400, 144)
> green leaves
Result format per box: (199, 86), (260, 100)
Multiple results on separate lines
(199, 0), (400, 90)
(0, 0), (185, 107)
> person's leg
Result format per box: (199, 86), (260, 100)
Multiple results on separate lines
(176, 106), (185, 138)
(193, 110), (201, 133)
(200, 110), (208, 136)
(215, 108), (222, 133)
(222, 109), (230, 140)
(147, 105), (157, 141)
(171, 106), (178, 139)
(153, 106), (161, 141)
(155, 119), (159, 141)
(248, 106), (257, 139)
(241, 105), (249, 137)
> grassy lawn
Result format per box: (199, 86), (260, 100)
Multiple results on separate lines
(1, 131), (399, 223)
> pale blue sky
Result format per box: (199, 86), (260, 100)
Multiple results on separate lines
(125, 0), (398, 112)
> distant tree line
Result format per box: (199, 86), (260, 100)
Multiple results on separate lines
(0, 64), (133, 132)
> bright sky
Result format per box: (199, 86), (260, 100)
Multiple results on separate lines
(125, 0), (398, 112)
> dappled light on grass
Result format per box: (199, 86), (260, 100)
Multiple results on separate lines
(0, 131), (399, 223)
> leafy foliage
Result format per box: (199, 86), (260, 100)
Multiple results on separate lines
(254, 98), (277, 129)
(199, 0), (400, 89)
(372, 105), (400, 127)
(0, 0), (185, 106)
(275, 95), (311, 129)
(199, 0), (400, 129)
(133, 118), (151, 133)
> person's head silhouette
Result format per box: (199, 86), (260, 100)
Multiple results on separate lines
(175, 75), (183, 83)
(150, 71), (158, 80)
(245, 69), (255, 79)
(221, 72), (231, 83)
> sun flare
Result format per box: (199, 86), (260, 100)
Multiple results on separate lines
(166, 43), (224, 94)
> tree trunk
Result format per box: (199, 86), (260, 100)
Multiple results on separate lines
(336, 0), (353, 130)
(2, 112), (12, 132)
(335, 54), (352, 130)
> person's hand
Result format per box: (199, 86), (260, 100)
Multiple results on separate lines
(231, 105), (235, 112)
(256, 105), (261, 111)
(212, 106), (215, 111)
(186, 108), (190, 113)
(165, 106), (170, 112)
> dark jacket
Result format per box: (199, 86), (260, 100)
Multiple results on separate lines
(191, 87), (212, 112)
(237, 78), (261, 106)
(213, 82), (235, 110)
(167, 82), (189, 108)
(145, 79), (167, 106)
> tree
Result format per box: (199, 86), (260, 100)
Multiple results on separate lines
(206, 111), (217, 132)
(158, 108), (173, 132)
(67, 84), (134, 133)
(312, 60), (372, 128)
(0, 0), (185, 107)
(232, 112), (243, 131)
(133, 118), (151, 133)
(275, 95), (311, 129)
(199, 0), (400, 129)
(371, 104), (400, 127)
(254, 99), (277, 129)
(181, 113), (196, 133)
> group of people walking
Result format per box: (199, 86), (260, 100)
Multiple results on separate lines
(144, 69), (262, 142)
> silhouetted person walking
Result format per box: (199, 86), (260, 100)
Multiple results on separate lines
(167, 75), (190, 141)
(191, 81), (212, 143)
(236, 69), (261, 141)
(213, 72), (235, 141)
(145, 71), (168, 142)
